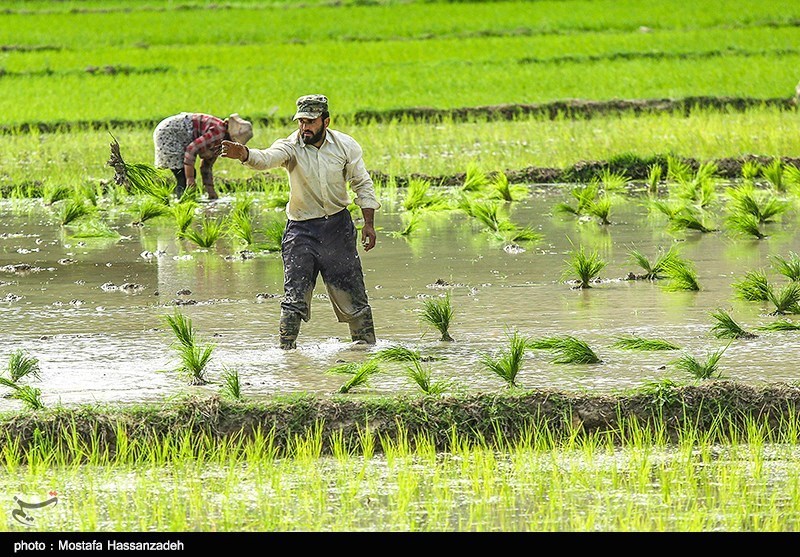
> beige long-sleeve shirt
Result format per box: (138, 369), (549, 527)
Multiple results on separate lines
(243, 128), (381, 221)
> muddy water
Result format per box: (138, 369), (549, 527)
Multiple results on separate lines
(1, 185), (799, 410)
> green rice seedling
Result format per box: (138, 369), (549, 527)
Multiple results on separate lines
(725, 211), (766, 240)
(611, 336), (680, 351)
(755, 319), (800, 331)
(647, 198), (683, 219)
(732, 269), (772, 301)
(554, 183), (599, 217)
(562, 243), (606, 289)
(646, 164), (663, 195)
(627, 245), (680, 280)
(586, 194), (612, 225)
(635, 378), (682, 408)
(741, 160), (762, 184)
(488, 171), (527, 202)
(183, 216), (225, 248)
(461, 162), (489, 192)
(661, 258), (700, 292)
(598, 167), (629, 194)
(549, 335), (602, 364)
(771, 252), (800, 282)
(42, 183), (72, 205)
(526, 336), (566, 350)
(228, 208), (254, 246)
(479, 329), (528, 388)
(726, 183), (787, 224)
(766, 282), (800, 315)
(762, 159), (785, 193)
(163, 310), (213, 385)
(5, 349), (41, 382)
(420, 292), (455, 341)
(8, 384), (44, 411)
(672, 343), (729, 380)
(326, 359), (380, 394)
(402, 178), (448, 211)
(58, 198), (93, 226)
(405, 359), (449, 395)
(498, 225), (542, 245)
(374, 345), (422, 363)
(69, 219), (120, 239)
(256, 218), (286, 252)
(784, 164), (800, 194)
(230, 193), (254, 217)
(666, 154), (693, 184)
(131, 197), (171, 225)
(220, 367), (242, 401)
(391, 210), (423, 238)
(710, 308), (757, 339)
(470, 200), (504, 232)
(668, 207), (717, 233)
(172, 201), (197, 235)
(75, 182), (100, 207)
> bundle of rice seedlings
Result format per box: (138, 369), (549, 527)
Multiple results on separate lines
(6, 349), (41, 382)
(646, 163), (663, 195)
(741, 160), (762, 183)
(255, 219), (286, 252)
(163, 310), (213, 385)
(672, 344), (729, 380)
(611, 336), (680, 351)
(421, 292), (455, 341)
(374, 345), (422, 363)
(586, 194), (612, 225)
(183, 217), (225, 248)
(661, 258), (700, 292)
(69, 219), (120, 239)
(488, 170), (528, 202)
(628, 245), (680, 280)
(562, 243), (606, 289)
(598, 168), (629, 194)
(461, 162), (489, 192)
(4, 383), (44, 410)
(228, 208), (254, 246)
(549, 336), (602, 364)
(766, 282), (800, 315)
(58, 198), (93, 226)
(405, 359), (449, 395)
(42, 183), (72, 206)
(390, 210), (423, 238)
(762, 159), (785, 192)
(480, 329), (528, 388)
(771, 252), (800, 282)
(326, 359), (380, 394)
(132, 197), (171, 225)
(554, 183), (599, 217)
(220, 367), (242, 400)
(172, 201), (197, 235)
(666, 154), (694, 183)
(668, 207), (717, 233)
(108, 134), (171, 199)
(755, 319), (800, 331)
(724, 211), (766, 240)
(732, 269), (772, 301)
(709, 309), (757, 339)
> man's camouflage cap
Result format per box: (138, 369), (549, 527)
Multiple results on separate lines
(293, 94), (328, 120)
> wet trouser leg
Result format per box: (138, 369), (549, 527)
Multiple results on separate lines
(281, 210), (376, 347)
(171, 168), (187, 198)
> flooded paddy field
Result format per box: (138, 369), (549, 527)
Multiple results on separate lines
(2, 183), (799, 411)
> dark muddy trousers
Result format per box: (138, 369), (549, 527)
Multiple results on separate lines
(279, 209), (375, 348)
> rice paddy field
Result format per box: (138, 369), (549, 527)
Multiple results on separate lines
(2, 0), (800, 535)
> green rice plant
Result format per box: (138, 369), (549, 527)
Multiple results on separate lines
(667, 206), (717, 233)
(628, 245), (680, 280)
(391, 210), (423, 238)
(526, 336), (567, 350)
(163, 310), (213, 385)
(461, 162), (489, 192)
(766, 282), (800, 315)
(220, 367), (242, 401)
(726, 183), (787, 224)
(755, 319), (800, 331)
(498, 225), (542, 245)
(784, 164), (800, 194)
(554, 183), (599, 217)
(58, 198), (93, 226)
(7, 384), (44, 411)
(374, 345), (422, 363)
(586, 194), (612, 225)
(549, 335), (602, 364)
(131, 196), (171, 225)
(228, 208), (254, 246)
(402, 178), (448, 211)
(635, 379), (682, 408)
(470, 199), (504, 232)
(488, 171), (527, 202)
(672, 343), (729, 380)
(5, 349), (41, 382)
(326, 359), (380, 394)
(230, 193), (255, 217)
(172, 201), (197, 235)
(597, 167), (629, 194)
(741, 160), (762, 183)
(256, 218), (286, 252)
(732, 269), (772, 301)
(420, 292), (455, 341)
(611, 336), (680, 351)
(666, 154), (693, 184)
(42, 183), (72, 205)
(479, 329), (528, 388)
(771, 252), (800, 282)
(562, 243), (606, 289)
(710, 308), (757, 339)
(183, 216), (225, 248)
(661, 257), (700, 292)
(646, 163), (663, 195)
(75, 182), (100, 207)
(725, 211), (766, 240)
(647, 198), (683, 219)
(405, 358), (449, 395)
(762, 159), (785, 193)
(68, 219), (120, 239)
